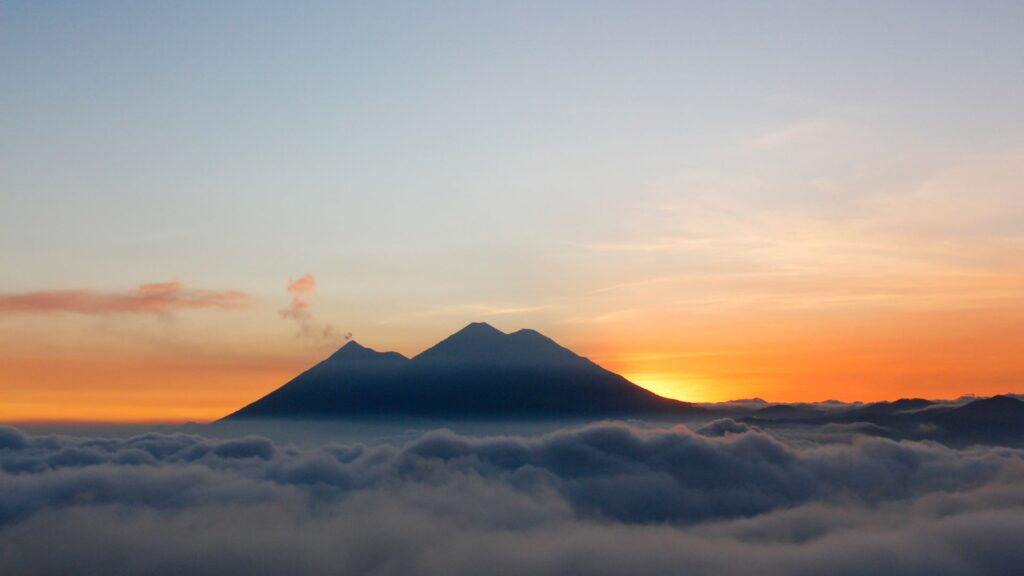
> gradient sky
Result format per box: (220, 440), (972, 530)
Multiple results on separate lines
(3, 1), (1024, 422)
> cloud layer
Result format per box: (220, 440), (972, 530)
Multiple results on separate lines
(1, 421), (1023, 575)
(0, 282), (250, 316)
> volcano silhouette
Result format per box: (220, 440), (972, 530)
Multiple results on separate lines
(224, 322), (702, 420)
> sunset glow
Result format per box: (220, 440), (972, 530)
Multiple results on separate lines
(4, 4), (1024, 574)
(2, 2), (1023, 422)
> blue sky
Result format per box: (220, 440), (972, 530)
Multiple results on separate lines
(2, 1), (1024, 418)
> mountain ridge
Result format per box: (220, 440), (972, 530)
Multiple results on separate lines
(224, 323), (702, 421)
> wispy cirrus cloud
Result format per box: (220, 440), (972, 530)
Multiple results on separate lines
(581, 151), (1024, 313)
(748, 119), (831, 150)
(0, 282), (250, 316)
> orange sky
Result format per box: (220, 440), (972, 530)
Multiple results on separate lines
(5, 158), (1024, 423)
(0, 352), (304, 423)
(2, 302), (1022, 423)
(590, 307), (1024, 404)
(3, 106), (1023, 425)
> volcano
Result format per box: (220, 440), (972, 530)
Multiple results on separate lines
(224, 322), (702, 420)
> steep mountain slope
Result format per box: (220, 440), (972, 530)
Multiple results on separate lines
(224, 323), (702, 420)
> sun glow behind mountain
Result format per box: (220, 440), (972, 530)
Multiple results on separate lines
(620, 373), (710, 403)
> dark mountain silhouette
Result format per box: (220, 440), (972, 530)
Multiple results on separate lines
(224, 322), (703, 420)
(753, 404), (827, 419)
(849, 398), (934, 417)
(743, 395), (1024, 447)
(925, 395), (1024, 445)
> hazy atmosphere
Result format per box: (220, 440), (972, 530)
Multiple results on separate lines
(4, 1), (1024, 421)
(2, 2), (1023, 575)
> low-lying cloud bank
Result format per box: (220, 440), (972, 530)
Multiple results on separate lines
(2, 421), (1023, 575)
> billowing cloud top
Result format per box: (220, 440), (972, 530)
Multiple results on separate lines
(285, 275), (317, 295)
(1, 421), (1023, 575)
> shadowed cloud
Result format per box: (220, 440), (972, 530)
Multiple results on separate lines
(1, 422), (1024, 575)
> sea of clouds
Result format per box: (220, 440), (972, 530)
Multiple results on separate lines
(2, 420), (1024, 575)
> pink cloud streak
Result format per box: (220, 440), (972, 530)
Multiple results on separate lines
(285, 274), (316, 296)
(280, 275), (316, 320)
(0, 282), (250, 315)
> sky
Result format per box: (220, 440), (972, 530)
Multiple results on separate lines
(2, 1), (1024, 422)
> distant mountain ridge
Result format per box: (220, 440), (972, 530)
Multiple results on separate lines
(224, 322), (702, 420)
(728, 394), (1024, 447)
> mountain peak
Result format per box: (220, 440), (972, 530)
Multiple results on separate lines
(329, 339), (366, 356)
(326, 340), (408, 364)
(957, 395), (1024, 413)
(413, 323), (581, 366)
(509, 328), (548, 342)
(453, 322), (505, 337)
